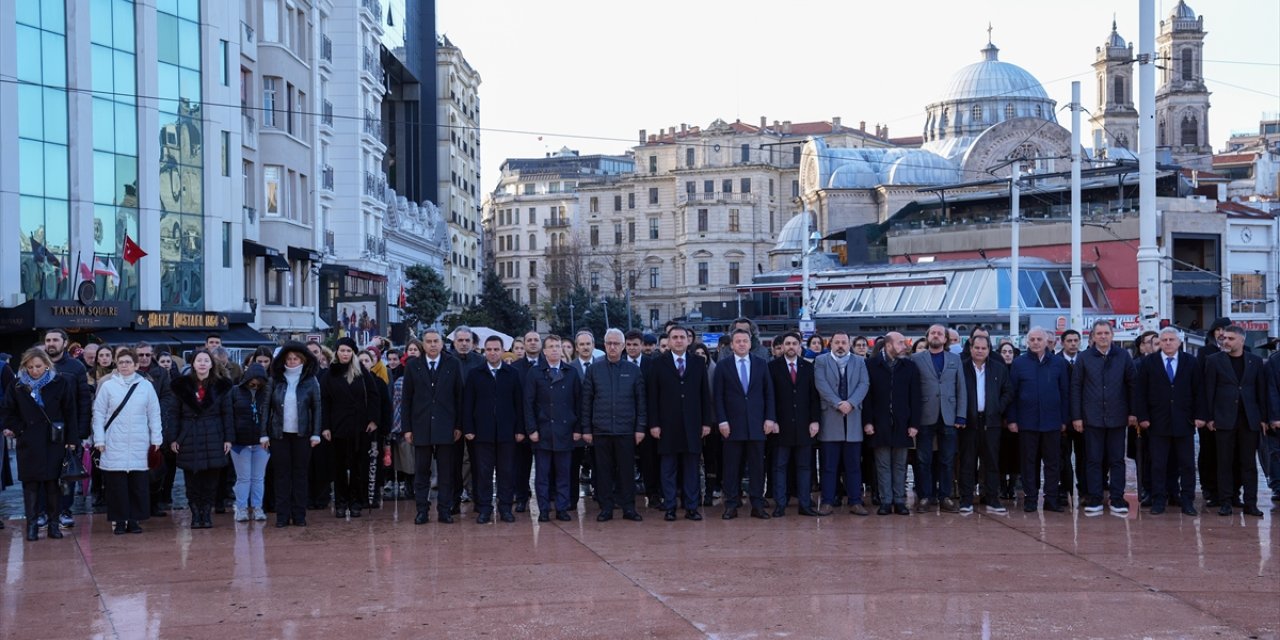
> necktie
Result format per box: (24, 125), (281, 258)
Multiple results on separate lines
(491, 368), (498, 379)
(677, 357), (685, 377)
(739, 359), (750, 393)
(1165, 357), (1175, 383)
(429, 361), (437, 373)
(789, 361), (797, 383)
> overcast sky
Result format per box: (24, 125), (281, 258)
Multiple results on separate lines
(436, 0), (1280, 191)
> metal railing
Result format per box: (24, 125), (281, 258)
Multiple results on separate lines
(362, 110), (382, 140)
(320, 35), (332, 63)
(365, 234), (387, 258)
(361, 0), (383, 23)
(321, 100), (333, 127)
(242, 22), (254, 43)
(543, 217), (571, 228)
(243, 206), (256, 224)
(362, 47), (383, 80)
(324, 230), (336, 255)
(677, 192), (755, 206)
(363, 171), (386, 198)
(322, 166), (334, 191)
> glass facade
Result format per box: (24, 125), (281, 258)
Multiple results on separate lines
(157, 0), (204, 310)
(91, 0), (140, 306)
(16, 0), (70, 301)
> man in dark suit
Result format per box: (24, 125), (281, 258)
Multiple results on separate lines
(1057, 329), (1085, 499)
(864, 332), (921, 515)
(713, 328), (776, 520)
(767, 331), (821, 517)
(1133, 328), (1203, 516)
(1202, 325), (1268, 517)
(647, 326), (714, 521)
(401, 329), (464, 524)
(625, 329), (661, 507)
(463, 336), (525, 524)
(523, 335), (582, 522)
(509, 331), (545, 512)
(450, 327), (485, 515)
(958, 335), (1013, 514)
(1196, 316), (1232, 506)
(567, 330), (600, 509)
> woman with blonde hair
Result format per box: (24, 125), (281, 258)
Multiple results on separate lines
(321, 337), (381, 517)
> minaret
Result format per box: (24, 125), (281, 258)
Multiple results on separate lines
(1090, 18), (1138, 155)
(1155, 0), (1212, 170)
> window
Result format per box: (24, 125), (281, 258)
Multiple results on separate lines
(728, 261), (740, 285)
(685, 181), (695, 197)
(971, 104), (983, 124)
(703, 180), (713, 194)
(648, 187), (658, 205)
(1181, 48), (1194, 81)
(740, 143), (749, 162)
(1004, 104), (1015, 119)
(264, 165), (282, 214)
(529, 261), (537, 278)
(697, 262), (709, 286)
(722, 179), (732, 193)
(590, 225), (599, 246)
(628, 221), (636, 243)
(793, 146), (801, 164)
(528, 234), (537, 250)
(222, 222), (232, 268)
(649, 218), (659, 240)
(221, 131), (230, 176)
(728, 209), (740, 232)
(523, 183), (535, 195)
(740, 178), (750, 193)
(1232, 273), (1266, 313)
(613, 195), (622, 211)
(590, 271), (600, 291)
(1113, 76), (1125, 104)
(1181, 115), (1198, 146)
(648, 155), (657, 173)
(262, 77), (278, 128)
(589, 197), (598, 213)
(685, 148), (694, 167)
(627, 193), (635, 209)
(611, 223), (621, 245)
(649, 267), (659, 289)
(791, 180), (799, 198)
(697, 209), (709, 233)
(219, 40), (229, 86)
(528, 207), (536, 224)
(528, 287), (537, 305)
(769, 178), (774, 196)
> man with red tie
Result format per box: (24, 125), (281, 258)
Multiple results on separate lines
(767, 332), (822, 517)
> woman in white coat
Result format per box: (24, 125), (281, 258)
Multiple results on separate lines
(92, 347), (163, 535)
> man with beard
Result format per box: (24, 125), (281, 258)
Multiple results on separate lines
(43, 329), (92, 530)
(1057, 329), (1085, 502)
(767, 332), (821, 517)
(1203, 326), (1268, 517)
(863, 332), (920, 515)
(910, 324), (967, 513)
(814, 331), (870, 516)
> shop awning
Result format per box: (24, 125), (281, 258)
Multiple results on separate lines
(288, 246), (322, 262)
(243, 240), (290, 271)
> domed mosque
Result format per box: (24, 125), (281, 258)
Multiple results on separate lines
(798, 30), (1074, 234)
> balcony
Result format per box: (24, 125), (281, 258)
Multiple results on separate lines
(362, 110), (382, 141)
(364, 234), (387, 259)
(321, 100), (333, 127)
(543, 217), (571, 228)
(360, 0), (383, 23)
(677, 192), (755, 206)
(324, 230), (336, 256)
(362, 47), (383, 82)
(243, 206), (256, 224)
(322, 165), (334, 192)
(363, 171), (387, 198)
(320, 35), (332, 63)
(241, 109), (257, 148)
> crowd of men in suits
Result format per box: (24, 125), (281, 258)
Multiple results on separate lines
(398, 315), (1277, 525)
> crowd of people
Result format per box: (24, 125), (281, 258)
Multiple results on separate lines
(1, 316), (1277, 542)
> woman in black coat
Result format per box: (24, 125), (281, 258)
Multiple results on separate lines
(170, 350), (233, 529)
(261, 341), (323, 528)
(0, 348), (79, 541)
(321, 337), (381, 518)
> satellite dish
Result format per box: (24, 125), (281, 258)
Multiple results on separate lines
(77, 280), (97, 305)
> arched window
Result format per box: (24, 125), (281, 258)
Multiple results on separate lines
(528, 234), (537, 251)
(1005, 104), (1015, 120)
(1113, 76), (1125, 105)
(1158, 120), (1167, 146)
(1115, 133), (1129, 150)
(971, 104), (983, 124)
(1181, 48), (1194, 81)
(1181, 115), (1198, 146)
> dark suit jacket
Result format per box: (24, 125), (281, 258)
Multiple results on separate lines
(963, 359), (1013, 430)
(523, 362), (581, 451)
(863, 354), (921, 449)
(463, 363), (523, 442)
(646, 351), (713, 455)
(767, 358), (820, 447)
(1203, 351), (1269, 431)
(400, 356), (464, 446)
(1133, 351), (1202, 437)
(713, 354), (775, 441)
(511, 355), (545, 384)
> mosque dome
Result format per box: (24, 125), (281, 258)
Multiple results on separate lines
(772, 211), (817, 253)
(937, 42), (1050, 102)
(1104, 20), (1127, 49)
(1171, 0), (1196, 20)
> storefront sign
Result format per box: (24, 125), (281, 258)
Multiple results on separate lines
(1084, 315), (1142, 331)
(1235, 320), (1270, 332)
(17, 300), (133, 330)
(133, 310), (229, 331)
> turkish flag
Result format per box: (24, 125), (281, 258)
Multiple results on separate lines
(122, 234), (147, 265)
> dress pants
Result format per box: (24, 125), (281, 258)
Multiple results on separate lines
(514, 440), (534, 504)
(534, 449), (572, 513)
(1085, 425), (1126, 505)
(1019, 430), (1061, 506)
(453, 438), (472, 506)
(1060, 428), (1087, 496)
(637, 436), (661, 499)
(413, 444), (457, 517)
(773, 444), (814, 509)
(185, 469), (221, 510)
(593, 435), (637, 513)
(103, 470), (150, 523)
(1148, 433), (1195, 506)
(554, 446), (588, 509)
(874, 447), (908, 505)
(702, 432), (723, 496)
(471, 440), (516, 515)
(1215, 428), (1260, 508)
(1265, 431), (1280, 495)
(309, 438), (334, 507)
(23, 479), (60, 521)
(1197, 427), (1219, 501)
(332, 435), (371, 510)
(722, 440), (766, 509)
(958, 422), (1002, 505)
(660, 453), (700, 511)
(270, 434), (311, 523)
(820, 441), (862, 506)
(915, 421), (958, 501)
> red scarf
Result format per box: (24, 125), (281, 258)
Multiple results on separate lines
(196, 383), (206, 404)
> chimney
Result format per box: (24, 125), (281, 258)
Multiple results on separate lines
(782, 120), (791, 134)
(681, 123), (688, 134)
(669, 126), (676, 137)
(639, 129), (647, 144)
(860, 120), (866, 132)
(760, 116), (767, 129)
(648, 134), (657, 143)
(774, 120), (780, 130)
(832, 116), (842, 131)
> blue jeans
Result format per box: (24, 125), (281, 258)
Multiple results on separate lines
(915, 422), (957, 500)
(230, 445), (270, 509)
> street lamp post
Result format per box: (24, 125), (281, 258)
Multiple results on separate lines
(626, 269), (636, 332)
(800, 224), (822, 331)
(569, 298), (575, 336)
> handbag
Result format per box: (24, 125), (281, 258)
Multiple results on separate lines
(147, 446), (164, 471)
(61, 447), (88, 481)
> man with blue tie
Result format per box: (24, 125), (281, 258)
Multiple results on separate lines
(713, 329), (776, 520)
(1133, 328), (1202, 516)
(463, 336), (525, 524)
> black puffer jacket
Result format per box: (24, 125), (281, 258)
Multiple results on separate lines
(231, 364), (269, 446)
(170, 375), (233, 472)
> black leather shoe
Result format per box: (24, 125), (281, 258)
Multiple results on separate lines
(1024, 503), (1038, 513)
(685, 510), (702, 521)
(555, 511), (571, 522)
(596, 511), (613, 522)
(515, 502), (527, 513)
(450, 505), (462, 516)
(1218, 505), (1233, 516)
(476, 512), (492, 524)
(771, 507), (786, 518)
(349, 507), (362, 518)
(499, 512), (515, 523)
(275, 520), (289, 528)
(893, 504), (910, 515)
(47, 525), (63, 539)
(877, 504), (892, 515)
(293, 517), (307, 527)
(750, 508), (771, 520)
(1244, 506), (1264, 517)
(26, 523), (39, 541)
(334, 508), (347, 519)
(128, 521), (143, 534)
(722, 507), (738, 520)
(798, 506), (820, 517)
(1044, 503), (1064, 513)
(537, 513), (550, 523)
(1150, 503), (1166, 515)
(114, 521), (128, 535)
(622, 511), (643, 522)
(1181, 505), (1199, 516)
(664, 510), (677, 521)
(438, 513), (455, 524)
(414, 511), (430, 525)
